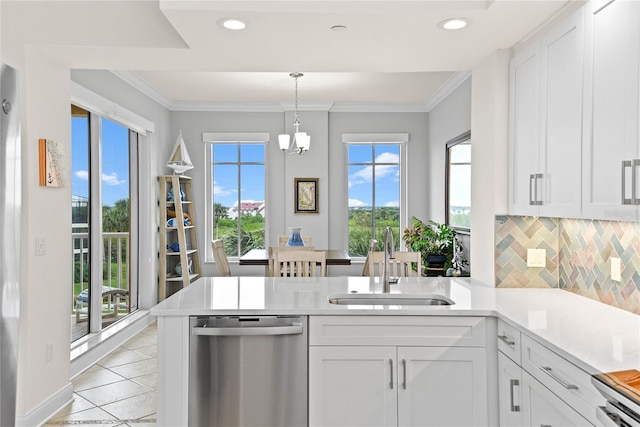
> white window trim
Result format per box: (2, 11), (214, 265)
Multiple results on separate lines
(203, 132), (269, 262)
(71, 82), (155, 135)
(344, 134), (409, 256)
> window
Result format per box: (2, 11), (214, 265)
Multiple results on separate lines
(446, 131), (471, 230)
(347, 143), (403, 256)
(71, 104), (139, 342)
(208, 142), (266, 257)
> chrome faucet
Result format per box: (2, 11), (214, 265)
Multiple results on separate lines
(382, 226), (397, 293)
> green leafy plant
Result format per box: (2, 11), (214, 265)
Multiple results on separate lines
(403, 217), (467, 274)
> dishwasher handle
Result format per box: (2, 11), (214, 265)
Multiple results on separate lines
(192, 324), (303, 337)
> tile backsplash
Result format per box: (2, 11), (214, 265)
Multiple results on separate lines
(495, 215), (640, 314)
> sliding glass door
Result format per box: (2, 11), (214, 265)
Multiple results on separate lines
(71, 105), (139, 342)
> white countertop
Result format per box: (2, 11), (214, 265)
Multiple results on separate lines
(151, 276), (640, 375)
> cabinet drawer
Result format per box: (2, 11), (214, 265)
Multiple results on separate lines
(309, 316), (486, 347)
(521, 335), (601, 426)
(497, 318), (521, 363)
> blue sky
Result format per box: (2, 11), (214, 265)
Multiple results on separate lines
(211, 143), (402, 209)
(72, 117), (130, 207)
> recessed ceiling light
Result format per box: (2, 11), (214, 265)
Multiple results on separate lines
(219, 18), (246, 30)
(439, 18), (470, 30)
(330, 25), (348, 32)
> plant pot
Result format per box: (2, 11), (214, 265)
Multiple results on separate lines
(425, 254), (446, 277)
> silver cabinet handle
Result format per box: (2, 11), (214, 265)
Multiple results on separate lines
(540, 425), (552, 427)
(192, 324), (303, 336)
(498, 334), (515, 346)
(622, 160), (633, 205)
(509, 379), (520, 412)
(389, 359), (394, 390)
(634, 159), (640, 205)
(533, 173), (543, 205)
(529, 174), (535, 205)
(539, 366), (578, 390)
(402, 359), (407, 390)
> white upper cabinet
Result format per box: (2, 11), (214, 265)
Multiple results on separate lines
(582, 0), (640, 220)
(509, 10), (583, 218)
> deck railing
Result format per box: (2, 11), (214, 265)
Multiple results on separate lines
(72, 224), (130, 297)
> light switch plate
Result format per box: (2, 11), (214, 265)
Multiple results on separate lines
(611, 257), (622, 281)
(527, 248), (546, 268)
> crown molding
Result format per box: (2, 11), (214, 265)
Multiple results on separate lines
(424, 70), (471, 112)
(113, 70), (467, 113)
(330, 103), (428, 113)
(111, 70), (173, 110)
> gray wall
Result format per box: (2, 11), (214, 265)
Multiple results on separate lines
(172, 109), (431, 277)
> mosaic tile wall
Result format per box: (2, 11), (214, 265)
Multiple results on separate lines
(495, 215), (559, 288)
(495, 215), (640, 314)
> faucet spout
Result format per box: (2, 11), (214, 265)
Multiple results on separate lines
(382, 226), (396, 293)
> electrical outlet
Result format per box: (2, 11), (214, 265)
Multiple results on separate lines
(611, 257), (622, 281)
(35, 238), (45, 256)
(46, 343), (53, 361)
(527, 248), (546, 268)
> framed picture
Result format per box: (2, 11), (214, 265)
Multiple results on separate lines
(294, 178), (319, 213)
(38, 138), (65, 187)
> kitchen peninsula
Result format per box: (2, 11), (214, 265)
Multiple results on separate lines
(151, 276), (640, 426)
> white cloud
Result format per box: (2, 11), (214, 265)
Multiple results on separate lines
(102, 172), (126, 186)
(348, 198), (368, 207)
(213, 180), (233, 196)
(385, 200), (399, 207)
(75, 170), (89, 180)
(349, 152), (400, 185)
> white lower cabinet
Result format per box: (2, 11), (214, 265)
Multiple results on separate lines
(521, 371), (592, 427)
(498, 352), (523, 427)
(497, 320), (597, 427)
(309, 346), (397, 427)
(308, 316), (489, 427)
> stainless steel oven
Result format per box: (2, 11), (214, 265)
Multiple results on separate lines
(593, 373), (640, 427)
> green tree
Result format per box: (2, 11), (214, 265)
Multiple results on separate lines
(214, 202), (228, 221)
(103, 198), (130, 232)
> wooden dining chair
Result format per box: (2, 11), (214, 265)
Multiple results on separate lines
(278, 235), (313, 246)
(268, 246), (315, 276)
(211, 240), (231, 277)
(366, 251), (422, 278)
(272, 250), (327, 277)
(361, 239), (378, 276)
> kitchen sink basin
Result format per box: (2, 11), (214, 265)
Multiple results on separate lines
(328, 293), (455, 306)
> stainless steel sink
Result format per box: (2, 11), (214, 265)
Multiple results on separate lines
(328, 293), (455, 306)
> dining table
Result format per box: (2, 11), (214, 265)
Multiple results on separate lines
(239, 248), (351, 275)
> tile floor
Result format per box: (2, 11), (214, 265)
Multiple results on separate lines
(45, 322), (157, 426)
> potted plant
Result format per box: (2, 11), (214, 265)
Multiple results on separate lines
(402, 217), (467, 276)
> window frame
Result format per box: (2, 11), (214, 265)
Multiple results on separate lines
(345, 136), (408, 258)
(204, 133), (269, 262)
(445, 130), (471, 232)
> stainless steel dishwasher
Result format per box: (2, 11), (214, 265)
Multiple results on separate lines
(188, 315), (308, 426)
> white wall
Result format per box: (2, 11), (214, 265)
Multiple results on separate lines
(17, 49), (73, 423)
(470, 50), (510, 285)
(427, 78), (472, 223)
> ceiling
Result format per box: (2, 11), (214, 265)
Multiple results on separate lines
(2, 0), (578, 110)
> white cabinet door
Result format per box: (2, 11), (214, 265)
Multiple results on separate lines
(498, 352), (523, 427)
(309, 346), (398, 427)
(509, 9), (583, 218)
(538, 10), (583, 218)
(582, 0), (640, 220)
(521, 371), (593, 427)
(397, 347), (488, 427)
(509, 44), (542, 216)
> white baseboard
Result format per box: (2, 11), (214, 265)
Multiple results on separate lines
(16, 382), (73, 427)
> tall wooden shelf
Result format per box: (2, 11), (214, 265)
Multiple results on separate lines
(158, 175), (201, 300)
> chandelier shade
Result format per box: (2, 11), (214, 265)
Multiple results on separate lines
(279, 72), (310, 155)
